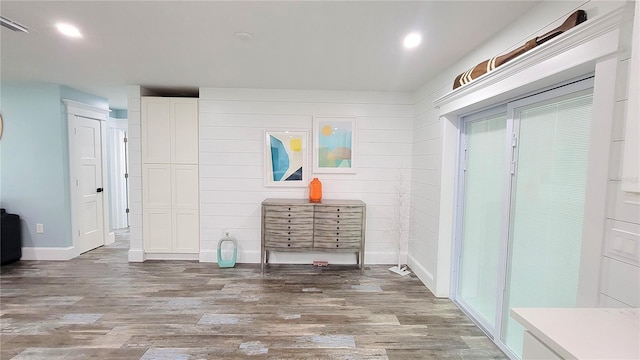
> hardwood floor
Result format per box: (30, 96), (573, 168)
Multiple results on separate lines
(0, 232), (506, 359)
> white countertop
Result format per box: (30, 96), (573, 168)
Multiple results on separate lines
(511, 308), (640, 359)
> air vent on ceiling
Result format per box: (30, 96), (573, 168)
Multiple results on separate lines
(1, 16), (29, 33)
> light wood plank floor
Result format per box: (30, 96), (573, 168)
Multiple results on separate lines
(1, 232), (506, 359)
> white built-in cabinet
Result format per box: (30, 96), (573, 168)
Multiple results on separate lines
(142, 97), (199, 256)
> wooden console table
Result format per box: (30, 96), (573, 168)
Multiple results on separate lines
(261, 198), (366, 272)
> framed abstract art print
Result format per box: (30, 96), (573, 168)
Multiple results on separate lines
(264, 131), (308, 187)
(313, 116), (356, 173)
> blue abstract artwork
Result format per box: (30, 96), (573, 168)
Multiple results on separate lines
(265, 131), (307, 186)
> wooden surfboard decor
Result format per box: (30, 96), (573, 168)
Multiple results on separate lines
(453, 10), (587, 90)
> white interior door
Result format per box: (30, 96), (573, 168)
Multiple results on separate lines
(77, 116), (105, 253)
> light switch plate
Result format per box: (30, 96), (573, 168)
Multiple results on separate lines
(36, 223), (44, 233)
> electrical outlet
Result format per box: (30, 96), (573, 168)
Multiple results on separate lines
(36, 224), (44, 233)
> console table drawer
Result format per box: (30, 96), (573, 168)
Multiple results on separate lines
(263, 205), (313, 215)
(314, 222), (362, 231)
(314, 229), (361, 237)
(264, 236), (313, 248)
(314, 211), (363, 220)
(314, 206), (363, 214)
(264, 229), (313, 237)
(265, 212), (313, 221)
(264, 221), (313, 230)
(314, 236), (361, 249)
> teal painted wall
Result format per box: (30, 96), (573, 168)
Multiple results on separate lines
(110, 109), (128, 119)
(0, 82), (107, 248)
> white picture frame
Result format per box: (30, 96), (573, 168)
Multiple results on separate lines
(264, 130), (309, 187)
(313, 116), (356, 174)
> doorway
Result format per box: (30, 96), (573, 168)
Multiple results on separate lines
(453, 78), (594, 358)
(64, 100), (111, 256)
(107, 118), (129, 230)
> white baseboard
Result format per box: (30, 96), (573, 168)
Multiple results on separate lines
(364, 251), (397, 264)
(240, 251), (396, 265)
(145, 253), (199, 261)
(128, 249), (145, 262)
(199, 249), (216, 263)
(21, 246), (75, 261)
(407, 253), (438, 296)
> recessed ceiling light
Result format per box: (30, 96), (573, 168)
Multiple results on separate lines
(56, 23), (82, 38)
(403, 33), (421, 49)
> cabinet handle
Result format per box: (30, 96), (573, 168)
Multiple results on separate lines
(337, 227), (339, 230)
(337, 220), (340, 224)
(337, 208), (340, 212)
(288, 244), (291, 247)
(336, 232), (339, 235)
(336, 239), (339, 242)
(288, 232), (291, 235)
(336, 244), (339, 248)
(337, 215), (340, 218)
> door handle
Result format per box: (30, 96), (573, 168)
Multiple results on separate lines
(97, 188), (103, 193)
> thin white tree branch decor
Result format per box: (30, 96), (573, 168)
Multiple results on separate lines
(388, 168), (411, 276)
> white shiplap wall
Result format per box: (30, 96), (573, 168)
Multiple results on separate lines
(198, 89), (413, 265)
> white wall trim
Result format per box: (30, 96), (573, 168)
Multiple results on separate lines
(576, 55), (618, 307)
(435, 6), (626, 113)
(62, 99), (110, 118)
(431, 8), (625, 300)
(145, 253), (199, 261)
(128, 249), (145, 262)
(435, 115), (459, 298)
(199, 249), (217, 263)
(408, 252), (436, 292)
(21, 246), (75, 261)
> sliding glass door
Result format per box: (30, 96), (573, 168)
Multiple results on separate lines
(456, 110), (507, 333)
(502, 90), (594, 355)
(454, 80), (594, 359)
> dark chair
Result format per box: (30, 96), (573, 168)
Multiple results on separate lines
(1, 208), (22, 265)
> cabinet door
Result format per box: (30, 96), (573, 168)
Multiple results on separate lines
(143, 164), (172, 209)
(172, 164), (199, 209)
(522, 331), (562, 360)
(172, 99), (199, 164)
(143, 209), (172, 253)
(142, 97), (171, 163)
(172, 209), (199, 253)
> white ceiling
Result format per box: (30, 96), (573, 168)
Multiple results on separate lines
(1, 1), (539, 109)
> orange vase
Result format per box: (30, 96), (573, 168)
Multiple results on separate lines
(309, 178), (322, 203)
